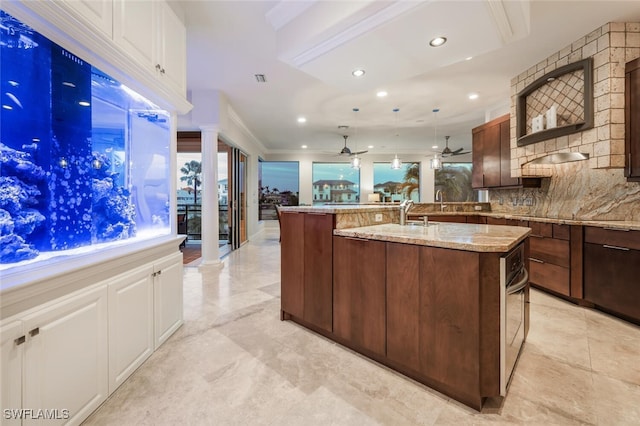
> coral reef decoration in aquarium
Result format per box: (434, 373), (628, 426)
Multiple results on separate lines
(1, 10), (171, 269)
(0, 143), (47, 262)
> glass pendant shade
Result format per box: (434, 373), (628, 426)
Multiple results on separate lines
(351, 156), (361, 169)
(391, 154), (402, 169)
(430, 154), (442, 169)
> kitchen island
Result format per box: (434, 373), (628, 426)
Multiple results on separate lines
(280, 207), (530, 410)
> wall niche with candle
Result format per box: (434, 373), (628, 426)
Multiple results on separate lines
(516, 58), (594, 147)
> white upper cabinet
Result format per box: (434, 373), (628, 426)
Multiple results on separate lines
(157, 2), (187, 96)
(60, 0), (113, 38)
(113, 0), (186, 96)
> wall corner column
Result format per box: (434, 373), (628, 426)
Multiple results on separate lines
(199, 124), (223, 269)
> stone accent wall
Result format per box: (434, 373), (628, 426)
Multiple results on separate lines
(489, 22), (640, 222)
(510, 22), (640, 177)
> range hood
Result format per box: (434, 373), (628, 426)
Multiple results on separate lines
(524, 152), (589, 165)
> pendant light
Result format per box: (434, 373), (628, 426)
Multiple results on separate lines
(391, 108), (402, 169)
(350, 107), (361, 169)
(430, 108), (442, 169)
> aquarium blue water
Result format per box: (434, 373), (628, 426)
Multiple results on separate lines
(1, 10), (171, 268)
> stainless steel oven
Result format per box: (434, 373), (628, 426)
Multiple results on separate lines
(500, 242), (528, 396)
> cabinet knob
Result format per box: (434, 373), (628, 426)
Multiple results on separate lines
(160, 68), (166, 74)
(14, 335), (26, 346)
(155, 64), (162, 71)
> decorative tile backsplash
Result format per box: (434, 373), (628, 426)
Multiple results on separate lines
(511, 22), (640, 175)
(492, 22), (640, 221)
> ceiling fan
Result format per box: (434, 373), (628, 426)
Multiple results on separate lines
(441, 136), (470, 157)
(338, 135), (367, 156)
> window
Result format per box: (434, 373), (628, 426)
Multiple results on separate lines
(434, 163), (474, 202)
(259, 161), (299, 220)
(373, 162), (420, 202)
(311, 163), (360, 205)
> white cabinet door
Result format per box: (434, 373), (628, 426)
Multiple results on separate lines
(154, 253), (183, 349)
(1, 320), (23, 426)
(113, 0), (157, 73)
(108, 265), (154, 394)
(22, 285), (108, 426)
(60, 0), (113, 38)
(157, 2), (186, 96)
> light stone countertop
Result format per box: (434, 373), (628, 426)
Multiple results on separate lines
(407, 211), (640, 231)
(333, 222), (531, 253)
(279, 204), (399, 214)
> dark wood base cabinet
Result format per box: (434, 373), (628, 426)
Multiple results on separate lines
(584, 227), (640, 324)
(331, 236), (512, 410)
(280, 211), (334, 332)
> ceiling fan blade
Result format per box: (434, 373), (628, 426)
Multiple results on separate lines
(452, 150), (471, 156)
(353, 150), (368, 155)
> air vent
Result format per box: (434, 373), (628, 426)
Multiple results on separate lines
(254, 74), (267, 83)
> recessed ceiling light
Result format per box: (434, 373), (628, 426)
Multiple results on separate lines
(465, 56), (473, 61)
(368, 145), (374, 149)
(376, 91), (388, 98)
(432, 145), (439, 149)
(468, 93), (479, 100)
(429, 36), (447, 47)
(301, 145), (308, 149)
(352, 69), (365, 77)
(297, 117), (307, 123)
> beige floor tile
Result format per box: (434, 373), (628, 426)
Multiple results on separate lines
(84, 226), (640, 425)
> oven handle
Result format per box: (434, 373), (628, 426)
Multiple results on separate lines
(507, 267), (529, 295)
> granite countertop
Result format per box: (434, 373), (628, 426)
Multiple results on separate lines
(333, 223), (531, 253)
(279, 205), (399, 214)
(407, 210), (640, 231)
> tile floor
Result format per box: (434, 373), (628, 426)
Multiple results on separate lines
(84, 224), (640, 425)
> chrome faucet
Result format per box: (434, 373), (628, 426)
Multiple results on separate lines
(399, 199), (414, 225)
(435, 190), (446, 212)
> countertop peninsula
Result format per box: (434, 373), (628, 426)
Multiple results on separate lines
(333, 222), (530, 252)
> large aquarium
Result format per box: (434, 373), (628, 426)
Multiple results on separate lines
(1, 11), (171, 272)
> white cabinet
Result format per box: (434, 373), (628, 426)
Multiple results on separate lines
(113, 0), (186, 96)
(21, 285), (108, 426)
(59, 0), (113, 38)
(108, 265), (154, 394)
(1, 320), (23, 426)
(0, 252), (182, 425)
(153, 253), (184, 349)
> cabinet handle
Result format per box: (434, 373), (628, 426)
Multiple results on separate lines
(603, 227), (630, 232)
(160, 68), (166, 74)
(155, 64), (161, 71)
(629, 153), (632, 176)
(308, 213), (327, 216)
(603, 244), (630, 251)
(29, 328), (39, 337)
(157, 270), (162, 276)
(529, 258), (545, 264)
(14, 335), (26, 346)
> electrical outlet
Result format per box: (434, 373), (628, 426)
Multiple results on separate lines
(474, 205), (482, 211)
(375, 213), (383, 222)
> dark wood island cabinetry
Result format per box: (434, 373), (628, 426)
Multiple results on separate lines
(281, 208), (531, 411)
(280, 210), (334, 332)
